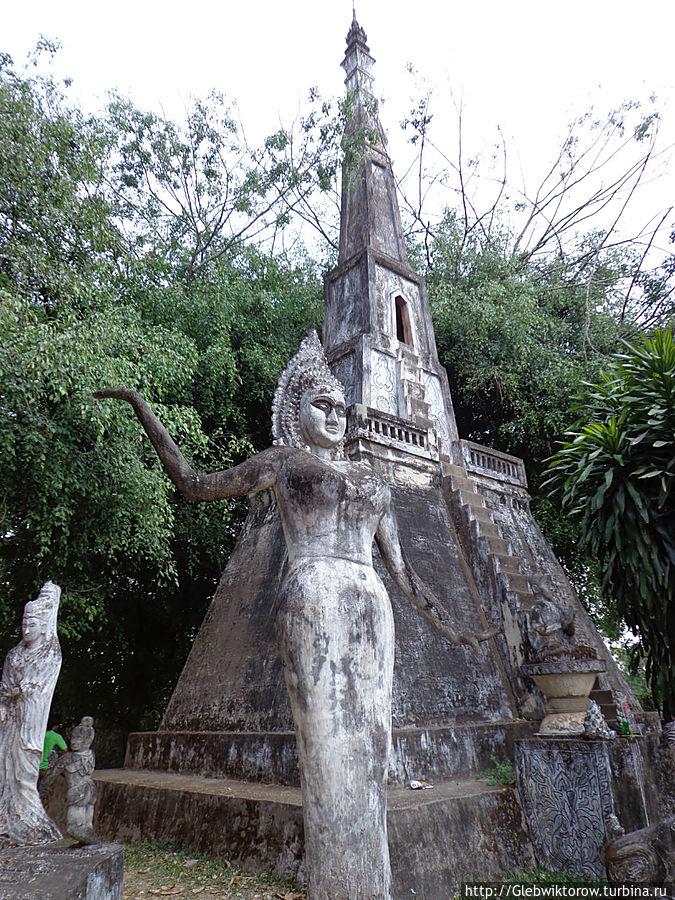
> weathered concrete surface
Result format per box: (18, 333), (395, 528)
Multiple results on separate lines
(161, 480), (515, 734)
(466, 467), (639, 708)
(389, 780), (536, 899)
(154, 473), (518, 789)
(93, 768), (534, 898)
(0, 841), (123, 900)
(160, 490), (292, 734)
(95, 769), (305, 882)
(125, 719), (536, 787)
(607, 734), (666, 832)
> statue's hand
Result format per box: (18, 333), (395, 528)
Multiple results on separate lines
(93, 387), (139, 404)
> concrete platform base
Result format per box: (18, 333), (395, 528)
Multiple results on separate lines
(93, 768), (534, 899)
(0, 841), (124, 900)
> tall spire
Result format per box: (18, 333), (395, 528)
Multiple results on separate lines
(342, 12), (375, 106)
(338, 14), (407, 266)
(324, 16), (459, 457)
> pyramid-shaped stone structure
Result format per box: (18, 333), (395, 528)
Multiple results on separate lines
(94, 17), (665, 898)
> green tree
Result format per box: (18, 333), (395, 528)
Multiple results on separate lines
(545, 330), (675, 717)
(0, 47), (326, 757)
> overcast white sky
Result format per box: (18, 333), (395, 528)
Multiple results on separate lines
(4, 0), (675, 252)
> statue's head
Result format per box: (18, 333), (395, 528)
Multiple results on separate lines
(272, 331), (346, 458)
(70, 715), (95, 752)
(22, 581), (60, 647)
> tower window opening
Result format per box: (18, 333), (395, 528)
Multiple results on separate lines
(395, 296), (413, 346)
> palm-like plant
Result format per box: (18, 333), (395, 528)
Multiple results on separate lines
(546, 330), (675, 717)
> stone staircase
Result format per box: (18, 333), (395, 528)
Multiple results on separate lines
(442, 462), (534, 615)
(441, 459), (626, 727)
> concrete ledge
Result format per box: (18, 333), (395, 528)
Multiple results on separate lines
(125, 729), (301, 786)
(93, 769), (534, 898)
(0, 842), (124, 900)
(124, 720), (537, 786)
(94, 769), (304, 883)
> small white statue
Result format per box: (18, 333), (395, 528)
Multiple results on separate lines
(0, 581), (62, 845)
(56, 716), (100, 845)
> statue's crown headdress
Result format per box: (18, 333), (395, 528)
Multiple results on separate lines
(24, 581), (60, 639)
(272, 330), (345, 455)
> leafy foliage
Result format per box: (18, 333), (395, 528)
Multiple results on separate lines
(546, 331), (675, 716)
(476, 755), (515, 786)
(0, 49), (324, 757)
(422, 212), (629, 471)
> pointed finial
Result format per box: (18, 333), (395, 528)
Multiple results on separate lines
(346, 8), (369, 52)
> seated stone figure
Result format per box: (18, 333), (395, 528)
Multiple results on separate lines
(95, 330), (497, 900)
(525, 572), (576, 661)
(0, 582), (62, 845)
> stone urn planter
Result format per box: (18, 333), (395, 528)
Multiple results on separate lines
(521, 657), (606, 736)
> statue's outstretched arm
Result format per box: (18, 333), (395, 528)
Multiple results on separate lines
(94, 388), (279, 501)
(375, 506), (500, 651)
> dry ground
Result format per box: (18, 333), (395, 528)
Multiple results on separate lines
(123, 843), (305, 900)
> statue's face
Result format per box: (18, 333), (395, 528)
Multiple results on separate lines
(22, 613), (43, 646)
(70, 731), (86, 751)
(299, 387), (346, 451)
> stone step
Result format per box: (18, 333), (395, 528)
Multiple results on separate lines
(500, 571), (530, 593)
(441, 462), (467, 478)
(0, 843), (124, 900)
(473, 519), (501, 539)
(590, 689), (615, 706)
(126, 721), (536, 787)
(491, 552), (522, 573)
(457, 489), (486, 509)
(93, 768), (533, 899)
(465, 504), (493, 523)
(482, 536), (510, 557)
(590, 689), (619, 725)
(505, 588), (535, 610)
(450, 474), (475, 493)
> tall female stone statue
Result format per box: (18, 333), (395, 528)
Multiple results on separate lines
(95, 331), (495, 899)
(0, 581), (62, 845)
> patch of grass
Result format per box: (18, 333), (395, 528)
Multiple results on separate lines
(122, 840), (305, 899)
(476, 756), (515, 786)
(504, 866), (602, 885)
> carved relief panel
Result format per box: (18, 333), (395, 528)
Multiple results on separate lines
(515, 739), (615, 879)
(370, 350), (397, 415)
(423, 372), (450, 447)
